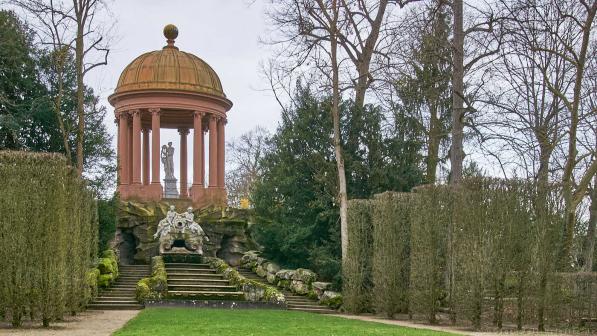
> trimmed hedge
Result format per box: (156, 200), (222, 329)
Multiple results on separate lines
(0, 151), (99, 327)
(372, 192), (411, 317)
(344, 178), (595, 331)
(343, 199), (373, 313)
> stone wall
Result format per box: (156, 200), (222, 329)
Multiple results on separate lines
(115, 200), (259, 265)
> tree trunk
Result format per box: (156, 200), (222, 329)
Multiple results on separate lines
(426, 102), (440, 183)
(75, 19), (85, 176)
(449, 0), (464, 185)
(558, 3), (596, 269)
(330, 0), (349, 262)
(54, 52), (72, 165)
(582, 176), (597, 271)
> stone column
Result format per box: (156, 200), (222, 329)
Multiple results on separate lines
(142, 128), (150, 185)
(131, 110), (142, 185)
(150, 108), (161, 185)
(179, 128), (189, 197)
(192, 111), (204, 186)
(128, 117), (133, 184)
(217, 117), (226, 188)
(208, 114), (218, 188)
(118, 111), (129, 185)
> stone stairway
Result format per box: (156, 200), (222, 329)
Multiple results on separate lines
(238, 268), (336, 314)
(166, 262), (245, 300)
(87, 264), (150, 310)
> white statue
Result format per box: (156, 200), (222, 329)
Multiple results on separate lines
(154, 205), (209, 255)
(154, 205), (176, 239)
(161, 142), (175, 179)
(186, 207), (209, 242)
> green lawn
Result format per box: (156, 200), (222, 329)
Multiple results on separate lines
(113, 308), (458, 336)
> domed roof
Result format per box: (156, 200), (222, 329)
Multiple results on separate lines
(114, 25), (225, 98)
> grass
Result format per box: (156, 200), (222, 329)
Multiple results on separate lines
(113, 308), (459, 336)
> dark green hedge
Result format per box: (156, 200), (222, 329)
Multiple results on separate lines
(0, 151), (99, 327)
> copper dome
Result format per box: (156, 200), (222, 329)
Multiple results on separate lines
(113, 29), (225, 98)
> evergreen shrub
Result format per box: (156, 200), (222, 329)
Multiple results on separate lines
(0, 151), (98, 327)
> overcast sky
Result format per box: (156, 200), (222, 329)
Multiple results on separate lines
(86, 0), (281, 180)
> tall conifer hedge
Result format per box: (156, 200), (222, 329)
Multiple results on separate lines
(345, 177), (595, 330)
(344, 199), (373, 313)
(372, 192), (411, 317)
(0, 151), (99, 327)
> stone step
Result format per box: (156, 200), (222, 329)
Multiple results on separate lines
(167, 284), (238, 292)
(99, 293), (136, 298)
(93, 298), (138, 304)
(168, 279), (230, 286)
(167, 273), (224, 279)
(287, 299), (316, 304)
(288, 307), (336, 314)
(165, 263), (211, 268)
(288, 303), (327, 309)
(87, 303), (143, 310)
(110, 286), (136, 290)
(165, 268), (217, 274)
(168, 290), (245, 299)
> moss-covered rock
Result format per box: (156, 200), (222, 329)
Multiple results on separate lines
(136, 279), (151, 302)
(97, 258), (115, 275)
(97, 274), (114, 288)
(320, 291), (343, 309)
(136, 256), (167, 302)
(312, 281), (332, 299)
(255, 264), (268, 277)
(290, 280), (310, 295)
(275, 269), (295, 280)
(292, 268), (316, 284)
(266, 272), (277, 284)
(277, 279), (291, 290)
(206, 257), (285, 304)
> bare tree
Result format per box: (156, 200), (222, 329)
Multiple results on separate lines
(72, 0), (109, 175)
(449, 0), (502, 184)
(226, 126), (271, 207)
(13, 0), (110, 175)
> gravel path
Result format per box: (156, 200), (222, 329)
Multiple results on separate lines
(332, 314), (579, 336)
(0, 310), (139, 336)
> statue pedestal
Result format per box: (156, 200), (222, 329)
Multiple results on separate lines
(163, 177), (179, 198)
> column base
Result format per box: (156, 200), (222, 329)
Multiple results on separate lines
(190, 185), (227, 209)
(118, 183), (163, 203)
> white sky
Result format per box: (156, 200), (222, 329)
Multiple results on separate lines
(86, 0), (281, 181)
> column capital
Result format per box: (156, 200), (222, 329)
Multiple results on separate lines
(117, 110), (129, 118)
(149, 108), (161, 115)
(178, 128), (190, 136)
(130, 109), (141, 117)
(193, 111), (206, 118)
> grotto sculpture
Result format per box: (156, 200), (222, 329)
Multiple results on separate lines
(154, 206), (209, 255)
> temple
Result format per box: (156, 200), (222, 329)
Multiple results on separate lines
(109, 24), (232, 208)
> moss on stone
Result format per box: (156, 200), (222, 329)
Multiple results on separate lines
(321, 295), (343, 309)
(97, 274), (114, 288)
